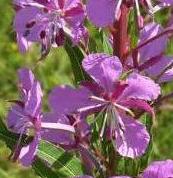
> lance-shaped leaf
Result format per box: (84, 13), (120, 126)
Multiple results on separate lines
(101, 31), (113, 55)
(139, 115), (153, 170)
(0, 119), (18, 149)
(32, 158), (58, 178)
(0, 119), (84, 178)
(0, 168), (8, 178)
(37, 141), (84, 177)
(64, 38), (87, 85)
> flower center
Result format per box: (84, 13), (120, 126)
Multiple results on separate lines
(90, 95), (134, 117)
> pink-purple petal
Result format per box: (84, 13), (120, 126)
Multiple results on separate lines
(19, 133), (40, 166)
(115, 115), (150, 158)
(82, 53), (122, 93)
(121, 73), (161, 101)
(159, 67), (173, 83)
(145, 56), (172, 78)
(41, 113), (74, 145)
(120, 99), (154, 117)
(16, 34), (30, 53)
(64, 0), (85, 26)
(14, 6), (41, 35)
(139, 22), (167, 61)
(48, 85), (92, 114)
(18, 68), (34, 92)
(142, 160), (173, 178)
(7, 105), (26, 133)
(25, 81), (43, 117)
(86, 0), (115, 27)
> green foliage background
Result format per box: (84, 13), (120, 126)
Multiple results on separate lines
(0, 1), (173, 177)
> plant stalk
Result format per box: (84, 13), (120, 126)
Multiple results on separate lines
(112, 4), (130, 64)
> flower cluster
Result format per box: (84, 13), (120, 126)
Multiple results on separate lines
(14, 0), (87, 54)
(4, 0), (173, 177)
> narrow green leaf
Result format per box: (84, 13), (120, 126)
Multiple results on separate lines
(128, 10), (138, 48)
(32, 158), (59, 178)
(37, 141), (84, 177)
(64, 38), (87, 85)
(102, 32), (113, 55)
(0, 168), (8, 178)
(140, 115), (153, 170)
(0, 119), (18, 149)
(88, 37), (98, 53)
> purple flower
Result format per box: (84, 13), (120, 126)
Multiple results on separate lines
(142, 159), (173, 178)
(13, 0), (87, 53)
(7, 68), (75, 166)
(48, 85), (94, 115)
(86, 0), (158, 27)
(129, 22), (173, 83)
(79, 53), (160, 158)
(49, 53), (160, 158)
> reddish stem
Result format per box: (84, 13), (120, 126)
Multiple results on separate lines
(112, 4), (129, 64)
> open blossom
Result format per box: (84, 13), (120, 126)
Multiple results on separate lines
(49, 53), (160, 158)
(141, 159), (173, 178)
(7, 68), (75, 166)
(86, 0), (160, 27)
(129, 22), (173, 83)
(79, 53), (160, 158)
(13, 0), (87, 53)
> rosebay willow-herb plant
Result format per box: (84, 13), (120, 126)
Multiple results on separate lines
(1, 0), (173, 177)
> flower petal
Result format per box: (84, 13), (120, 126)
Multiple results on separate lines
(7, 105), (26, 133)
(64, 0), (85, 26)
(145, 56), (172, 77)
(159, 67), (173, 83)
(19, 133), (40, 166)
(142, 160), (173, 178)
(16, 34), (30, 53)
(18, 68), (34, 93)
(115, 115), (150, 158)
(86, 0), (115, 27)
(14, 6), (41, 35)
(41, 113), (74, 145)
(25, 81), (43, 117)
(48, 85), (92, 114)
(14, 0), (46, 7)
(139, 22), (167, 61)
(82, 53), (122, 93)
(121, 73), (160, 101)
(120, 99), (154, 117)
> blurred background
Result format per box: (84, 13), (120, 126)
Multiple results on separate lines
(0, 0), (173, 177)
